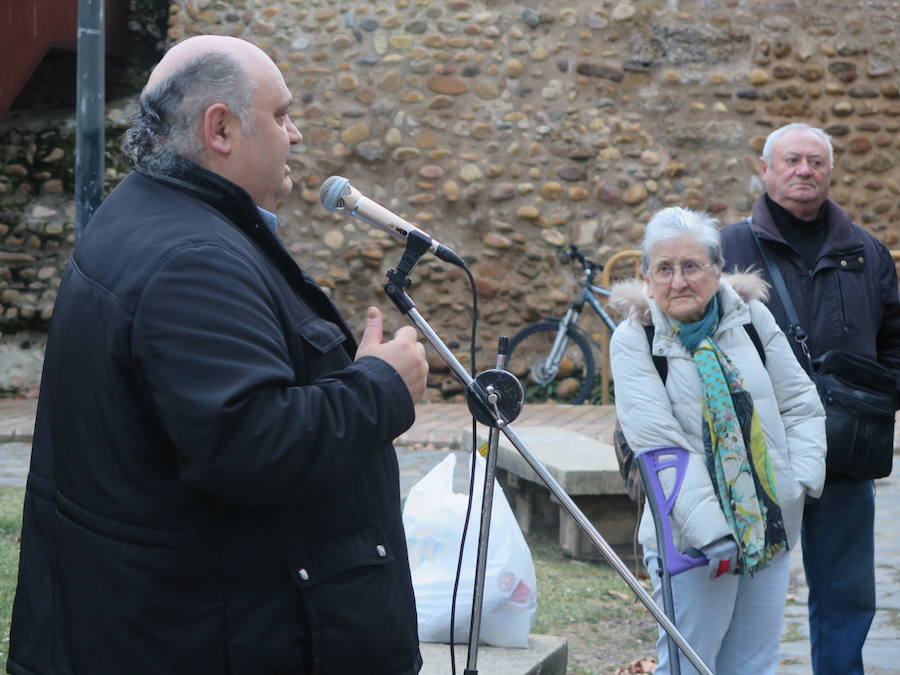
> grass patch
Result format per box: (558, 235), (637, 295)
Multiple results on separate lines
(0, 486), (25, 663)
(528, 529), (648, 631)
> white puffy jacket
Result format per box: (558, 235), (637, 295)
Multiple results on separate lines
(609, 273), (826, 554)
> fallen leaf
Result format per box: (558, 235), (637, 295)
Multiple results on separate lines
(614, 656), (657, 674)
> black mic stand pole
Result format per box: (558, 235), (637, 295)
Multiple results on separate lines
(382, 232), (711, 675)
(461, 336), (519, 675)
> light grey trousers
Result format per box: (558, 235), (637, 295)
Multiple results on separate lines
(644, 547), (792, 675)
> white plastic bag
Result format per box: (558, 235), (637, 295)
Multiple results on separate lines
(402, 452), (537, 648)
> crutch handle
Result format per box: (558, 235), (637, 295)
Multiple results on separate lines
(637, 447), (707, 576)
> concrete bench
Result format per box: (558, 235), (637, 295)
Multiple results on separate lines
(468, 426), (640, 563)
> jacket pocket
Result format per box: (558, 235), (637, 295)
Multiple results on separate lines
(288, 524), (394, 589)
(761, 439), (802, 503)
(294, 315), (347, 354)
(831, 256), (866, 335)
(291, 315), (351, 382)
(287, 525), (419, 675)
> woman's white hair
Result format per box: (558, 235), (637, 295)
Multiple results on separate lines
(761, 122), (834, 169)
(640, 206), (723, 272)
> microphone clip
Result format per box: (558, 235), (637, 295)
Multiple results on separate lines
(384, 229), (432, 314)
(395, 229), (433, 278)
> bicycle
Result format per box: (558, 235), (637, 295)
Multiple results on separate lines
(507, 244), (620, 405)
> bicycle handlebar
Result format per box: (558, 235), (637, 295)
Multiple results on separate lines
(558, 244), (603, 276)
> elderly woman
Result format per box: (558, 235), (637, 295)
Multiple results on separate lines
(610, 206), (826, 675)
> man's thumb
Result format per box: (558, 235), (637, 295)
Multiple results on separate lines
(358, 306), (383, 349)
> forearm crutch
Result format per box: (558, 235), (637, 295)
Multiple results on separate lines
(637, 447), (708, 675)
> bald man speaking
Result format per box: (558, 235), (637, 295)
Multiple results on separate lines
(8, 36), (427, 675)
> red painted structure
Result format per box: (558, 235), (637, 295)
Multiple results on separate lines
(0, 0), (128, 113)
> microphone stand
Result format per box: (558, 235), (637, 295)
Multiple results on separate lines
(462, 335), (518, 675)
(383, 232), (711, 675)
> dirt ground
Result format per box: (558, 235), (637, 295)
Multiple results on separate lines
(562, 616), (659, 674)
(526, 529), (661, 674)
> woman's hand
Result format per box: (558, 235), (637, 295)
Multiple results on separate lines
(700, 537), (739, 579)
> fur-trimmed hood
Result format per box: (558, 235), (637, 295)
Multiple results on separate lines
(607, 271), (769, 324)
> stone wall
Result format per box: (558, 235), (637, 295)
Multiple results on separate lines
(1, 0), (898, 398)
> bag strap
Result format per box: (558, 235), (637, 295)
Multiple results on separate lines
(749, 224), (814, 370)
(744, 323), (766, 367)
(643, 322), (765, 385)
(644, 324), (669, 382)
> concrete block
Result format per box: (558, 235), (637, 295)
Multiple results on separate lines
(557, 495), (639, 562)
(464, 426), (640, 562)
(466, 426), (627, 495)
(419, 634), (567, 675)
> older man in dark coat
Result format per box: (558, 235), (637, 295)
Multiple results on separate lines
(8, 35), (427, 675)
(720, 122), (900, 675)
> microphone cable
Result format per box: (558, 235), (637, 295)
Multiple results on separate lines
(442, 258), (480, 675)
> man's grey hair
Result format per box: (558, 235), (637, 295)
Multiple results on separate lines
(121, 51), (255, 174)
(641, 206), (724, 271)
(761, 122), (834, 169)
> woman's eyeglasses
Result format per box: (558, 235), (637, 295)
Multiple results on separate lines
(648, 261), (713, 284)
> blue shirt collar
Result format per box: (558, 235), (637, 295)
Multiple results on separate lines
(257, 207), (279, 232)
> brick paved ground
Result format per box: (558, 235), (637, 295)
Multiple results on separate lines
(0, 399), (620, 446)
(396, 401), (618, 448)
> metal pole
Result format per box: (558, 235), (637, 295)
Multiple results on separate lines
(75, 0), (105, 238)
(465, 338), (513, 675)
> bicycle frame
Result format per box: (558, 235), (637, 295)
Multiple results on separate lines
(580, 282), (617, 333)
(539, 263), (617, 380)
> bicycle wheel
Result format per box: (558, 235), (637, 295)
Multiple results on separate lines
(507, 320), (596, 404)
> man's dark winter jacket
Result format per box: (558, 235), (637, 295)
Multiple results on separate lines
(8, 167), (422, 675)
(720, 193), (900, 395)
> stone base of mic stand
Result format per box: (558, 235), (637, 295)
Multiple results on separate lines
(419, 634), (567, 675)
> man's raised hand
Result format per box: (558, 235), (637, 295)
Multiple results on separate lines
(356, 307), (428, 401)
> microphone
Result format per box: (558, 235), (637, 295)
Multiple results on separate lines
(319, 176), (464, 266)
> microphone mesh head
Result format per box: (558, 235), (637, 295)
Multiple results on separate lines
(319, 176), (351, 211)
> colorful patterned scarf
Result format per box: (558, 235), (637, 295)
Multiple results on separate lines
(675, 297), (788, 575)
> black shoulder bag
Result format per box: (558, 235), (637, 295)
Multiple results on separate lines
(751, 228), (896, 479)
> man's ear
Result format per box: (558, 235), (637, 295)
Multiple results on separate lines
(757, 156), (768, 176)
(201, 103), (235, 156)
